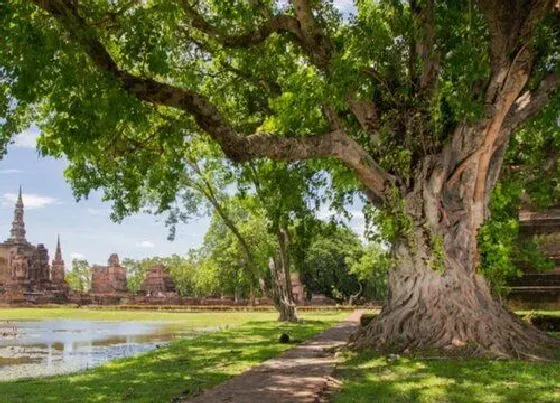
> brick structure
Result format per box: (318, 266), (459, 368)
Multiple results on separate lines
(507, 208), (560, 307)
(138, 264), (176, 296)
(89, 253), (128, 294)
(0, 188), (68, 298)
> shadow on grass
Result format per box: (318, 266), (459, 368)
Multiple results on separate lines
(0, 320), (336, 403)
(333, 349), (560, 403)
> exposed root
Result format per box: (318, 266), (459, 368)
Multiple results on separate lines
(350, 291), (560, 360)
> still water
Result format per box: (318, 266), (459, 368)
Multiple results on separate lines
(0, 320), (210, 380)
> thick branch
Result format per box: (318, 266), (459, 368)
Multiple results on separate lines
(181, 2), (303, 48)
(504, 71), (560, 130)
(239, 130), (395, 202)
(483, 0), (554, 103)
(417, 0), (440, 95)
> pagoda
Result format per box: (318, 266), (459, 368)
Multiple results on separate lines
(0, 187), (69, 300)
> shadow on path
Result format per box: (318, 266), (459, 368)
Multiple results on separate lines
(182, 310), (363, 403)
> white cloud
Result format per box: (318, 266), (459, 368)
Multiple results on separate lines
(71, 252), (85, 260)
(0, 169), (23, 175)
(136, 240), (155, 249)
(13, 126), (40, 148)
(2, 192), (58, 210)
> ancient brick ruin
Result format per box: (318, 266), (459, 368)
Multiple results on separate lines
(0, 188), (69, 302)
(89, 253), (128, 294)
(138, 264), (176, 296)
(507, 209), (560, 308)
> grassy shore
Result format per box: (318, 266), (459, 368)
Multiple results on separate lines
(0, 306), (280, 325)
(333, 349), (560, 403)
(0, 309), (346, 402)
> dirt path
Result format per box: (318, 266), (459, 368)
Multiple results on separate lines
(181, 310), (363, 403)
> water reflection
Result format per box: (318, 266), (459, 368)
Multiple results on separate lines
(0, 320), (209, 381)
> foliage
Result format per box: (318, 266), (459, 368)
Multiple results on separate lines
(299, 222), (362, 302)
(122, 257), (156, 294)
(348, 242), (390, 301)
(199, 199), (275, 298)
(123, 255), (199, 296)
(363, 188), (414, 244)
(65, 258), (90, 292)
(479, 140), (557, 296)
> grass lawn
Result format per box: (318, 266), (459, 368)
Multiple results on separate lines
(333, 350), (560, 403)
(0, 309), (347, 402)
(0, 307), (279, 326)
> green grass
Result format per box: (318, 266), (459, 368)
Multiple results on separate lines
(0, 310), (347, 402)
(333, 350), (560, 403)
(0, 307), (278, 326)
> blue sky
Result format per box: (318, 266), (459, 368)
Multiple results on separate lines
(0, 1), (361, 267)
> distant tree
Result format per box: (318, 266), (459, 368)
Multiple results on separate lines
(66, 259), (90, 293)
(122, 257), (159, 294)
(241, 161), (321, 321)
(162, 254), (199, 296)
(348, 242), (390, 302)
(200, 201), (275, 300)
(123, 255), (199, 295)
(301, 223), (363, 302)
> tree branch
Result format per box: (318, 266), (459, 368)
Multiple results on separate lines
(417, 0), (440, 95)
(240, 130), (395, 202)
(180, 0), (333, 69)
(32, 0), (394, 203)
(180, 2), (304, 48)
(503, 71), (560, 130)
(483, 0), (554, 104)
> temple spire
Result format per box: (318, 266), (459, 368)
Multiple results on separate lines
(9, 186), (26, 242)
(51, 234), (65, 283)
(55, 234), (62, 261)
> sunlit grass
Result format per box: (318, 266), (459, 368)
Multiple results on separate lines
(0, 307), (274, 325)
(0, 310), (347, 402)
(333, 350), (560, 403)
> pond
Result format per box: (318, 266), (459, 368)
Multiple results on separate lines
(0, 319), (216, 381)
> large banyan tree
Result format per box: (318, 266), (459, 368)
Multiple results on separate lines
(1, 1), (559, 357)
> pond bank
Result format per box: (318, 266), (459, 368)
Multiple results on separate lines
(0, 319), (222, 381)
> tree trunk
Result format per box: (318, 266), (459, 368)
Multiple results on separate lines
(352, 151), (560, 359)
(248, 284), (256, 306)
(348, 283), (362, 306)
(268, 229), (299, 322)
